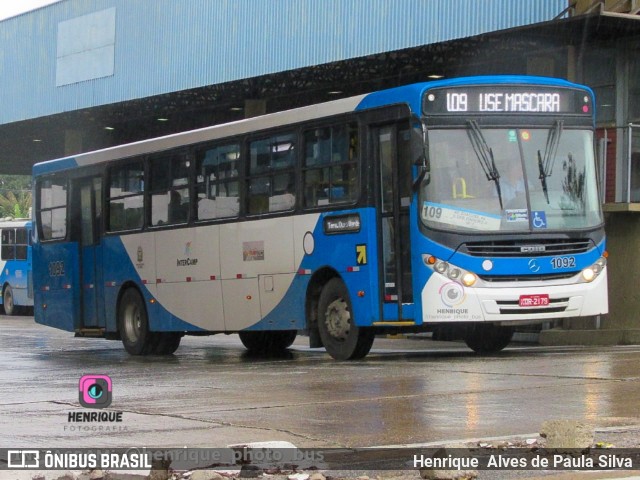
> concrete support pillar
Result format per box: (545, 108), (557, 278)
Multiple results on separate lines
(244, 99), (266, 119)
(603, 211), (640, 331)
(539, 210), (640, 345)
(566, 45), (577, 83)
(64, 129), (83, 155)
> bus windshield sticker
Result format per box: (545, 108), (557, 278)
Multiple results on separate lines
(323, 214), (361, 234)
(422, 202), (501, 231)
(532, 211), (547, 229)
(505, 209), (529, 222)
(243, 241), (265, 261)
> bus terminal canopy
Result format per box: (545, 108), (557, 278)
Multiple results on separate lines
(1, 0), (639, 174)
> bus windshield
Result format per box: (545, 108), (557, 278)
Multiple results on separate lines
(420, 126), (602, 232)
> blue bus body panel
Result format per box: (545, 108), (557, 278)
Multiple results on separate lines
(32, 157), (79, 177)
(33, 241), (79, 331)
(100, 235), (207, 333)
(250, 208), (381, 330)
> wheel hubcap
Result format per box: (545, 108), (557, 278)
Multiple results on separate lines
(124, 304), (141, 342)
(324, 298), (351, 341)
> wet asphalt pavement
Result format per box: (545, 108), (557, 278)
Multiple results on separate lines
(1, 316), (640, 450)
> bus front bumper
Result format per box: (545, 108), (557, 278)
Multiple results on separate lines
(421, 267), (608, 324)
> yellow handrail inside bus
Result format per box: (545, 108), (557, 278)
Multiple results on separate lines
(452, 177), (474, 199)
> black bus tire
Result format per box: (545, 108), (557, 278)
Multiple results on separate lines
(3, 285), (14, 316)
(463, 324), (514, 354)
(153, 332), (182, 355)
(317, 278), (374, 360)
(239, 330), (297, 354)
(118, 288), (154, 355)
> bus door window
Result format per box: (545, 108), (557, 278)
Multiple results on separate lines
(302, 124), (358, 207)
(397, 128), (414, 304)
(378, 127), (397, 302)
(108, 162), (144, 231)
(378, 124), (414, 310)
(79, 180), (101, 247)
(149, 153), (191, 226)
(195, 143), (240, 220)
(77, 177), (103, 328)
(247, 133), (296, 214)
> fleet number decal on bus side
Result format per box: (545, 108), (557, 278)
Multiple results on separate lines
(48, 261), (65, 277)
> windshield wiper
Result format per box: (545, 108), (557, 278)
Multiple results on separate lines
(537, 120), (563, 204)
(467, 120), (503, 208)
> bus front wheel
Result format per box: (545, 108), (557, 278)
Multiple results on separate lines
(154, 332), (182, 355)
(3, 285), (14, 316)
(317, 278), (374, 360)
(118, 288), (154, 355)
(239, 330), (297, 354)
(463, 324), (514, 354)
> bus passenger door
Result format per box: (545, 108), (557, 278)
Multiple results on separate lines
(75, 177), (104, 329)
(375, 124), (414, 321)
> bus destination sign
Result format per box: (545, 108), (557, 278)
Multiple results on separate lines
(423, 86), (591, 115)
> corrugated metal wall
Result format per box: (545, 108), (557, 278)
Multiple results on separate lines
(0, 0), (567, 125)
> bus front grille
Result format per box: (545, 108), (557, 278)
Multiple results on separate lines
(478, 272), (577, 282)
(462, 239), (592, 257)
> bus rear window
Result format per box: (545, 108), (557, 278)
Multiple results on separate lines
(37, 178), (68, 240)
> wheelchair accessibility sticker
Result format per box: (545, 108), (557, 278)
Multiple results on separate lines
(532, 211), (547, 229)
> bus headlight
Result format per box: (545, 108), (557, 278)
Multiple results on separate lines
(448, 268), (461, 280)
(424, 254), (479, 287)
(581, 256), (606, 283)
(462, 272), (477, 287)
(434, 261), (448, 274)
(581, 268), (596, 282)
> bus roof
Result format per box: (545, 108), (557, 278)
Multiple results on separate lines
(33, 75), (593, 177)
(0, 219), (32, 228)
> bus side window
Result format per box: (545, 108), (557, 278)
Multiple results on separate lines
(302, 123), (358, 208)
(108, 161), (144, 232)
(15, 228), (28, 260)
(247, 133), (296, 215)
(149, 153), (190, 226)
(1, 229), (15, 260)
(195, 143), (240, 220)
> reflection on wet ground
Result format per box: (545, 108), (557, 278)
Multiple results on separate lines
(1, 317), (639, 448)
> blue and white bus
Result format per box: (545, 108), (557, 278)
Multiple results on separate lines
(32, 76), (607, 359)
(0, 219), (33, 315)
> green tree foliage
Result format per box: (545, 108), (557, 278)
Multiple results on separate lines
(0, 175), (32, 219)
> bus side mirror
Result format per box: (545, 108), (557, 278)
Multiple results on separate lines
(412, 155), (430, 193)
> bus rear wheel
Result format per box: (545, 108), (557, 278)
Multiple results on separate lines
(317, 278), (374, 360)
(3, 285), (14, 316)
(118, 288), (154, 355)
(463, 324), (514, 354)
(239, 330), (297, 354)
